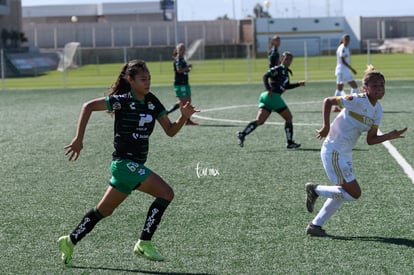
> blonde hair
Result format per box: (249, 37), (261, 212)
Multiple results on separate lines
(362, 64), (385, 86)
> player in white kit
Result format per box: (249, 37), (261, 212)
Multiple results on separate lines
(305, 65), (408, 237)
(333, 34), (358, 112)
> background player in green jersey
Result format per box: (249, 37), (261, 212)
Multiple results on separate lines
(268, 35), (281, 68)
(167, 43), (198, 125)
(238, 51), (305, 149)
(58, 60), (199, 265)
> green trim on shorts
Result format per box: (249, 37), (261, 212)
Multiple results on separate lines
(109, 159), (152, 195)
(174, 84), (191, 98)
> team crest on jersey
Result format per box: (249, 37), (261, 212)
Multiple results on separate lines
(147, 101), (155, 110)
(112, 101), (121, 110)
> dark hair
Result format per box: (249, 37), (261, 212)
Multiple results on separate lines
(281, 51), (293, 58)
(268, 35), (280, 49)
(362, 64), (385, 86)
(107, 59), (150, 96)
(281, 51), (294, 75)
(339, 34), (350, 45)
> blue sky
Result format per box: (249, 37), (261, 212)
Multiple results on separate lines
(21, 0), (414, 21)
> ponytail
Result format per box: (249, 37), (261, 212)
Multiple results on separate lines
(362, 64), (385, 86)
(107, 59), (149, 96)
(107, 63), (131, 96)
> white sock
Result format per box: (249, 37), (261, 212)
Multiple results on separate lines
(312, 198), (343, 226)
(315, 185), (356, 201)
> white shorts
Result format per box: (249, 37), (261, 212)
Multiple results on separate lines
(335, 69), (354, 84)
(321, 146), (355, 185)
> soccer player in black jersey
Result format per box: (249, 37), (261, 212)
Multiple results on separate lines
(58, 60), (199, 265)
(268, 35), (281, 68)
(238, 51), (305, 149)
(167, 43), (198, 125)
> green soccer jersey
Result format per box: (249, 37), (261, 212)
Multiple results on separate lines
(268, 46), (280, 68)
(266, 65), (290, 94)
(263, 64), (300, 95)
(105, 91), (167, 164)
(173, 55), (190, 85)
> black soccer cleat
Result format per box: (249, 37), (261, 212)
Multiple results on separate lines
(237, 132), (245, 147)
(306, 223), (328, 237)
(305, 183), (319, 213)
(287, 142), (301, 149)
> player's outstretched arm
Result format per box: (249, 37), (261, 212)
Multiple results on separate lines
(158, 101), (200, 137)
(64, 97), (107, 161)
(366, 127), (408, 145)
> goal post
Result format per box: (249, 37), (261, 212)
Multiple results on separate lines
(57, 42), (81, 72)
(185, 38), (205, 64)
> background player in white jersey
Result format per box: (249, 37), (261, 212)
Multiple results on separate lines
(305, 65), (407, 237)
(333, 34), (358, 112)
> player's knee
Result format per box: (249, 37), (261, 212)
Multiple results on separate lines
(167, 189), (174, 201)
(352, 191), (361, 199)
(163, 186), (174, 202)
(255, 120), (264, 126)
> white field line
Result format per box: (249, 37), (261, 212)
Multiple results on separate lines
(379, 130), (414, 184)
(193, 104), (414, 184)
(193, 102), (321, 126)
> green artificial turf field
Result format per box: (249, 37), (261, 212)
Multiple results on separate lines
(1, 54), (413, 274)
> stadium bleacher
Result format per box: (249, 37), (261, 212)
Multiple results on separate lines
(3, 47), (59, 77)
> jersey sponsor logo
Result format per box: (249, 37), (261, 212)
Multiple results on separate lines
(147, 101), (155, 110)
(112, 101), (121, 110)
(349, 111), (375, 126)
(132, 133), (149, 140)
(138, 114), (153, 126)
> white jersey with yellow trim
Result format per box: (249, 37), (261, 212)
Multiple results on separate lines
(323, 93), (383, 153)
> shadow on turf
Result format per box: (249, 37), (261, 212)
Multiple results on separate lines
(383, 111), (412, 114)
(72, 266), (214, 274)
(331, 236), (414, 247)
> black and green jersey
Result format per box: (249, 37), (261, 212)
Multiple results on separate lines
(268, 46), (280, 68)
(105, 91), (167, 164)
(173, 56), (189, 85)
(263, 65), (298, 94)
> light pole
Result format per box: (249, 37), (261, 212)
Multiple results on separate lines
(174, 0), (179, 45)
(264, 1), (271, 38)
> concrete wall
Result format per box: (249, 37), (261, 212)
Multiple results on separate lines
(22, 20), (240, 49)
(255, 17), (361, 56)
